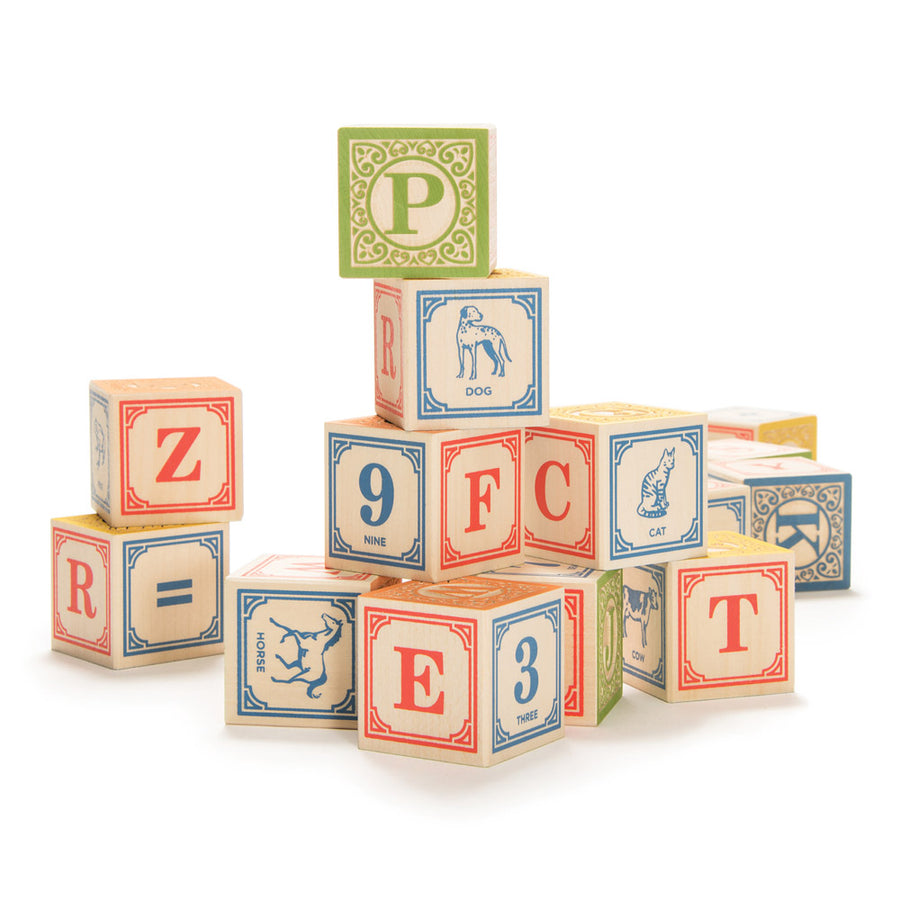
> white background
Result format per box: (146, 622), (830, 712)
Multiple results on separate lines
(3, 2), (896, 897)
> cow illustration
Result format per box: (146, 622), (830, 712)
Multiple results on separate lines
(269, 613), (344, 699)
(456, 305), (512, 379)
(623, 584), (659, 649)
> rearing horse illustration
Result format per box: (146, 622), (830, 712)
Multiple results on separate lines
(269, 613), (344, 699)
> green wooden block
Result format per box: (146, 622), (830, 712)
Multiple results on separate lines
(338, 126), (497, 278)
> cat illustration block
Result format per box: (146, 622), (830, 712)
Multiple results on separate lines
(707, 407), (817, 458)
(524, 402), (707, 570)
(224, 555), (398, 728)
(325, 415), (523, 581)
(374, 270), (549, 431)
(90, 377), (242, 527)
(358, 577), (564, 766)
(622, 531), (794, 702)
(51, 514), (228, 668)
(708, 478), (750, 535)
(338, 126), (497, 278)
(708, 457), (851, 591)
(484, 560), (622, 726)
(708, 437), (812, 464)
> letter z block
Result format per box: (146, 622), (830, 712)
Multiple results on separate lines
(225, 555), (397, 728)
(374, 270), (549, 431)
(51, 514), (228, 668)
(90, 377), (242, 526)
(709, 456), (852, 591)
(622, 531), (794, 702)
(707, 406), (817, 458)
(524, 402), (708, 570)
(484, 561), (623, 726)
(338, 125), (496, 278)
(358, 577), (564, 766)
(325, 416), (523, 581)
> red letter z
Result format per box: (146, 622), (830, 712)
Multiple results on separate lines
(156, 427), (202, 482)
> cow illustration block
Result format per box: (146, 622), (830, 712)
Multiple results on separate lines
(708, 478), (750, 536)
(374, 270), (549, 431)
(325, 416), (523, 581)
(709, 457), (851, 591)
(225, 555), (397, 728)
(338, 126), (496, 278)
(707, 406), (817, 458)
(622, 531), (794, 702)
(524, 402), (707, 570)
(484, 560), (622, 726)
(51, 514), (228, 668)
(358, 577), (564, 766)
(90, 377), (242, 527)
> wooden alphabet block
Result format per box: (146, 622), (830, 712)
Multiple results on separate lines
(708, 406), (816, 458)
(622, 531), (794, 702)
(338, 126), (497, 278)
(708, 437), (812, 463)
(709, 457), (852, 591)
(224, 555), (397, 728)
(524, 402), (708, 570)
(325, 416), (523, 581)
(90, 377), (242, 527)
(708, 478), (750, 535)
(51, 514), (228, 668)
(484, 560), (622, 726)
(357, 577), (564, 766)
(374, 270), (549, 431)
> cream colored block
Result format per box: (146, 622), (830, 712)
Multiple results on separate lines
(707, 406), (817, 458)
(708, 437), (812, 463)
(708, 478), (751, 535)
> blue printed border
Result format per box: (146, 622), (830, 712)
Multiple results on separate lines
(122, 529), (225, 656)
(415, 287), (543, 420)
(89, 389), (110, 512)
(327, 432), (426, 570)
(622, 565), (667, 689)
(491, 599), (562, 753)
(709, 495), (747, 534)
(236, 589), (356, 720)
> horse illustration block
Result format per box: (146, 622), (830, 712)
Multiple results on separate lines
(484, 560), (622, 726)
(374, 270), (549, 430)
(622, 531), (794, 702)
(325, 415), (523, 581)
(90, 377), (242, 527)
(338, 125), (497, 278)
(708, 437), (812, 464)
(707, 407), (816, 458)
(524, 402), (707, 570)
(708, 478), (750, 535)
(358, 577), (564, 766)
(225, 555), (397, 728)
(51, 514), (228, 668)
(709, 457), (851, 591)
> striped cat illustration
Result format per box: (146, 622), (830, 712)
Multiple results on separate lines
(637, 447), (675, 518)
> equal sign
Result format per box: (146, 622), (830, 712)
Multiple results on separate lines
(156, 578), (193, 607)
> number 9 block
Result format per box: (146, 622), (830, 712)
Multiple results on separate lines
(358, 577), (564, 766)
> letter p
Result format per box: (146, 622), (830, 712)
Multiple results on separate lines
(386, 172), (445, 235)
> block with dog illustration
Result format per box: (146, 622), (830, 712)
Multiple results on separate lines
(325, 416), (524, 581)
(709, 456), (851, 591)
(484, 560), (622, 726)
(622, 531), (794, 702)
(90, 377), (242, 527)
(707, 406), (817, 458)
(708, 478), (750, 535)
(338, 125), (497, 278)
(374, 270), (549, 431)
(524, 402), (707, 570)
(51, 514), (228, 668)
(357, 576), (564, 766)
(225, 555), (398, 728)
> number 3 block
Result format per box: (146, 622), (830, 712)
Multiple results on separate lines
(90, 377), (243, 527)
(358, 577), (564, 766)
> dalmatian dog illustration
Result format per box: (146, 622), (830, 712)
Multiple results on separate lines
(268, 613), (344, 699)
(456, 305), (512, 380)
(623, 584), (659, 649)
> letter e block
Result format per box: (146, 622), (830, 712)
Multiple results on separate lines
(90, 377), (242, 526)
(51, 515), (228, 668)
(358, 577), (564, 766)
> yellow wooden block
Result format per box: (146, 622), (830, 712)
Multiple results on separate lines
(707, 406), (817, 458)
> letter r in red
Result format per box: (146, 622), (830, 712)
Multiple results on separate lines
(380, 315), (397, 378)
(67, 558), (97, 618)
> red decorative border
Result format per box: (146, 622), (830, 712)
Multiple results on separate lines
(374, 282), (403, 417)
(564, 588), (584, 717)
(523, 427), (596, 558)
(677, 560), (790, 690)
(440, 431), (521, 569)
(119, 396), (237, 515)
(239, 555), (371, 581)
(52, 527), (112, 655)
(363, 606), (478, 753)
(709, 424), (755, 440)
